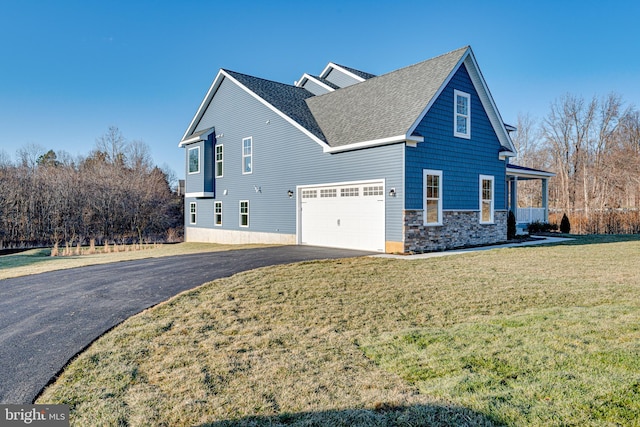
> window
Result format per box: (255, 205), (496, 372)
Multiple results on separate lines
(242, 137), (252, 174)
(239, 200), (249, 227)
(424, 170), (443, 225)
(480, 175), (494, 224)
(363, 186), (384, 196)
(454, 90), (470, 139)
(320, 188), (337, 198)
(302, 189), (317, 198)
(214, 201), (222, 226)
(215, 145), (223, 178)
(189, 202), (197, 224)
(188, 146), (200, 174)
(340, 187), (359, 197)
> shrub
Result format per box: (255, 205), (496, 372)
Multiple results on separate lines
(507, 210), (517, 240)
(527, 221), (558, 234)
(560, 213), (571, 234)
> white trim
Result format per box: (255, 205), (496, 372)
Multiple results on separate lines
(180, 70), (224, 144)
(189, 202), (197, 225)
(188, 146), (200, 174)
(179, 70), (329, 150)
(323, 135), (423, 153)
(223, 71), (328, 148)
(499, 150), (517, 160)
(506, 165), (556, 179)
(479, 175), (495, 224)
(242, 137), (252, 175)
(423, 169), (443, 226)
(215, 144), (224, 178)
(454, 89), (471, 139)
(295, 73), (335, 92)
(180, 133), (205, 146)
(239, 200), (249, 228)
(319, 62), (366, 83)
(214, 201), (223, 227)
(185, 192), (214, 198)
(463, 51), (517, 154)
(405, 47), (517, 155)
(406, 51), (468, 139)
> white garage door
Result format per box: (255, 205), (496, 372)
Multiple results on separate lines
(299, 180), (385, 252)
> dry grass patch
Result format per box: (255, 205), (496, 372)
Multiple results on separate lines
(37, 237), (640, 426)
(0, 243), (274, 280)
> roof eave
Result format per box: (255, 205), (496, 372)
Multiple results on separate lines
(323, 134), (423, 153)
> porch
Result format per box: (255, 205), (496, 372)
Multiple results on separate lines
(507, 164), (556, 233)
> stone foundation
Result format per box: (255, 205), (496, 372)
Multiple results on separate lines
(404, 210), (507, 253)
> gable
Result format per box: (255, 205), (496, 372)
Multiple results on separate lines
(405, 63), (507, 211)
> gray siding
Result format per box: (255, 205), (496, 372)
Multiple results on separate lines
(324, 68), (361, 88)
(186, 76), (405, 242)
(300, 78), (331, 95)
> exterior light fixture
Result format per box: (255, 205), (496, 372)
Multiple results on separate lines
(288, 190), (294, 198)
(389, 188), (396, 197)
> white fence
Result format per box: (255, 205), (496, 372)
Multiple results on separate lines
(516, 207), (546, 224)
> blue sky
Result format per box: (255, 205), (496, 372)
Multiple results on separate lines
(1, 0), (639, 179)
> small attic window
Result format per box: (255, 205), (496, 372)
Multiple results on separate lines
(454, 90), (471, 139)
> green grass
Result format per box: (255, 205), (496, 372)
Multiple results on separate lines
(35, 235), (640, 426)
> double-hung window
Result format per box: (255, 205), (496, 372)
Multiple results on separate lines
(188, 146), (200, 174)
(215, 145), (223, 178)
(239, 200), (249, 227)
(242, 137), (252, 174)
(189, 202), (197, 225)
(424, 170), (443, 225)
(454, 90), (471, 139)
(479, 175), (494, 224)
(214, 201), (222, 226)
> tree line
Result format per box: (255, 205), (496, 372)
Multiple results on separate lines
(512, 92), (640, 234)
(0, 126), (183, 248)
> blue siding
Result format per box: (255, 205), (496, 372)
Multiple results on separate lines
(185, 77), (405, 241)
(406, 64), (507, 212)
(184, 136), (214, 194)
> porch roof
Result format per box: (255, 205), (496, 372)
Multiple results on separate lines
(507, 164), (555, 180)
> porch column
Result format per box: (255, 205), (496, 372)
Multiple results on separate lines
(542, 178), (549, 222)
(510, 177), (518, 216)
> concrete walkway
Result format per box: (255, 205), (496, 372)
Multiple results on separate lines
(374, 236), (572, 259)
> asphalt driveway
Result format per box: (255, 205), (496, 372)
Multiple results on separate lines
(0, 245), (370, 404)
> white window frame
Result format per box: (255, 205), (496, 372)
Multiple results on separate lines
(423, 169), (443, 226)
(239, 200), (249, 227)
(214, 201), (222, 226)
(215, 144), (223, 178)
(479, 175), (494, 224)
(189, 202), (197, 225)
(188, 146), (200, 174)
(242, 137), (252, 174)
(454, 89), (471, 139)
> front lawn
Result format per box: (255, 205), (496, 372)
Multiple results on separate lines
(37, 236), (640, 426)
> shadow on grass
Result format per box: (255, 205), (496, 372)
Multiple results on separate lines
(535, 233), (640, 247)
(196, 403), (501, 427)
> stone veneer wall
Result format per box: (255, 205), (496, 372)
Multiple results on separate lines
(404, 210), (507, 253)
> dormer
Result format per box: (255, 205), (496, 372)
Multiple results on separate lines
(295, 73), (337, 95)
(319, 62), (374, 88)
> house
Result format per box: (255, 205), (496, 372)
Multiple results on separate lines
(178, 46), (552, 253)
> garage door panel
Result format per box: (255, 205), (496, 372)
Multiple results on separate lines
(299, 181), (385, 252)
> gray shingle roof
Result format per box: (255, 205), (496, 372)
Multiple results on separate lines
(224, 69), (327, 142)
(306, 47), (468, 147)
